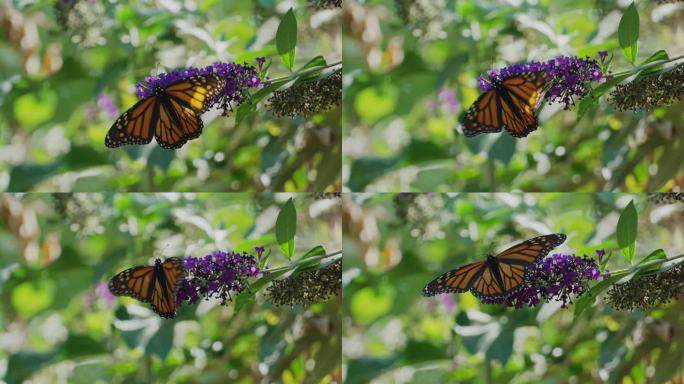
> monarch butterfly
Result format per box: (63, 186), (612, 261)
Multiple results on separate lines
(108, 257), (185, 319)
(462, 71), (549, 138)
(105, 74), (224, 150)
(422, 233), (566, 299)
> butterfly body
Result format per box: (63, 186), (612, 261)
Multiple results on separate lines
(108, 257), (185, 319)
(462, 71), (549, 138)
(105, 74), (224, 150)
(422, 234), (566, 300)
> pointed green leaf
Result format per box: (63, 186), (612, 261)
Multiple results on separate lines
(275, 198), (297, 259)
(618, 2), (639, 64)
(276, 8), (297, 70)
(301, 245), (326, 259)
(616, 200), (637, 264)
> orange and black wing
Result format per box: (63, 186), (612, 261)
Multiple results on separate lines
(422, 261), (486, 296)
(108, 257), (185, 319)
(147, 258), (185, 318)
(105, 74), (224, 150)
(105, 96), (158, 148)
(154, 74), (225, 149)
(469, 265), (508, 299)
(108, 264), (156, 301)
(462, 89), (504, 137)
(495, 233), (567, 264)
(499, 72), (549, 137)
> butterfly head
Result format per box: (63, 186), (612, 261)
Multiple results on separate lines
(485, 255), (498, 266)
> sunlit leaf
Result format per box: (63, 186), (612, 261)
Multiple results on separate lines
(276, 8), (297, 70)
(616, 200), (637, 264)
(275, 197), (297, 259)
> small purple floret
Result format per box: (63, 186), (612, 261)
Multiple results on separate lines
(478, 55), (605, 110)
(134, 60), (264, 117)
(176, 250), (264, 306)
(479, 253), (602, 309)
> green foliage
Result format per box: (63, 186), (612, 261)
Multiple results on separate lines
(617, 200), (637, 263)
(0, 0), (340, 192)
(276, 197), (297, 258)
(344, 193), (684, 383)
(618, 2), (640, 64)
(276, 8), (298, 70)
(343, 0), (684, 192)
(0, 193), (341, 382)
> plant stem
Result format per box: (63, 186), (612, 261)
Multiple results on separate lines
(268, 61), (342, 85)
(267, 251), (342, 274)
(610, 54), (684, 77)
(604, 253), (684, 277)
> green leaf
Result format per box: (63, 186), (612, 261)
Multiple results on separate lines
(258, 248), (272, 269)
(348, 156), (401, 191)
(301, 245), (326, 259)
(6, 350), (60, 384)
(639, 49), (669, 67)
(600, 251), (613, 272)
(623, 43), (638, 65)
(618, 2), (639, 64)
(234, 268), (291, 311)
(63, 145), (108, 169)
(235, 79), (288, 126)
(145, 320), (175, 359)
(297, 55), (326, 71)
(616, 200), (638, 264)
(489, 133), (516, 166)
(61, 334), (107, 358)
(147, 146), (176, 172)
(636, 249), (667, 273)
(8, 162), (61, 192)
(275, 197), (297, 259)
(276, 8), (297, 70)
(639, 249), (666, 264)
(574, 273), (626, 318)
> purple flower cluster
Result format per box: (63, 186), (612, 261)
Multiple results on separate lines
(96, 94), (118, 119)
(211, 61), (263, 116)
(437, 87), (460, 114)
(135, 60), (265, 116)
(479, 55), (606, 110)
(480, 253), (602, 309)
(176, 249), (263, 306)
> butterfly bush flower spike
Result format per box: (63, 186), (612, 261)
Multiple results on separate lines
(598, 50), (608, 64)
(176, 250), (263, 306)
(480, 253), (602, 309)
(135, 61), (263, 116)
(481, 55), (605, 110)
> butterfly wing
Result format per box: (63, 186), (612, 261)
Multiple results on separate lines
(495, 233), (567, 264)
(105, 73), (225, 150)
(108, 257), (185, 319)
(469, 264), (507, 299)
(108, 265), (156, 302)
(148, 258), (185, 318)
(422, 261), (486, 296)
(462, 71), (549, 138)
(462, 89), (504, 137)
(105, 96), (158, 148)
(499, 72), (549, 137)
(471, 233), (566, 299)
(154, 74), (225, 149)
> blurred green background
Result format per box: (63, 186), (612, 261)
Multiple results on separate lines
(0, 0), (341, 192)
(0, 193), (342, 383)
(342, 0), (684, 192)
(342, 193), (684, 383)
